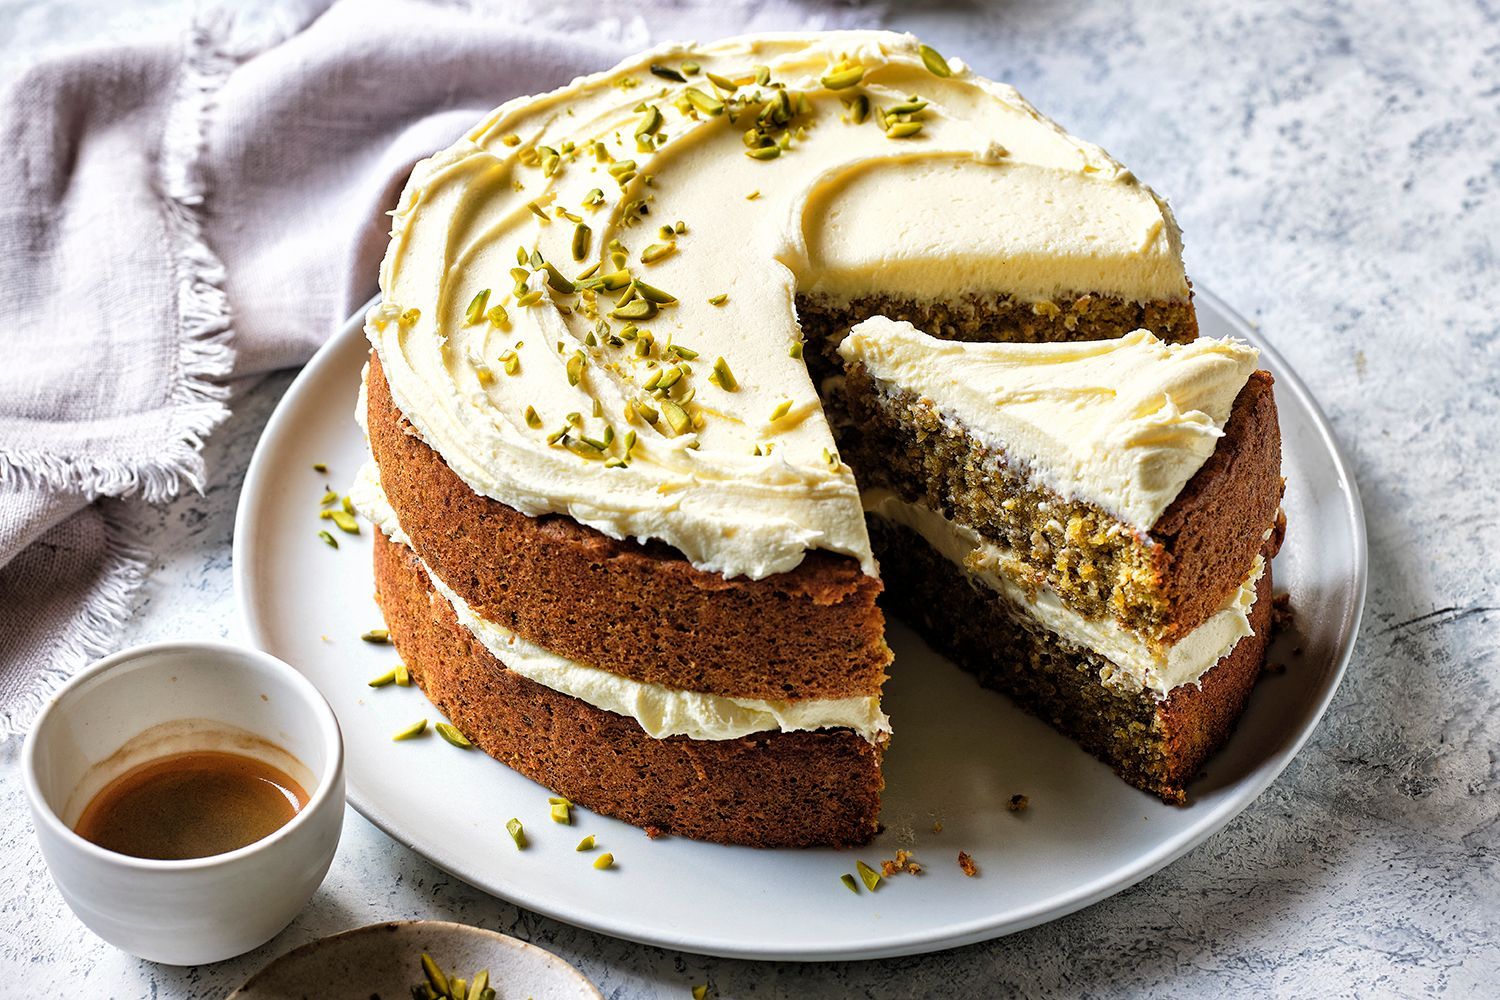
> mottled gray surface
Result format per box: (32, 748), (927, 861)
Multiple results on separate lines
(2, 0), (1497, 996)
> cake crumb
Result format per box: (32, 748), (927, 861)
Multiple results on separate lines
(957, 851), (977, 877)
(1271, 592), (1295, 634)
(880, 848), (923, 877)
(1007, 793), (1029, 813)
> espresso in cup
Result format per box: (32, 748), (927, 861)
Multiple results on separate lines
(74, 749), (311, 861)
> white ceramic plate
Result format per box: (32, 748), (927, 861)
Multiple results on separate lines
(229, 920), (600, 999)
(233, 288), (1365, 961)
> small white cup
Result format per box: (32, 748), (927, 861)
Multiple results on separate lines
(22, 641), (345, 965)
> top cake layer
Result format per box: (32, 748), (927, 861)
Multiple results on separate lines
(367, 30), (1190, 581)
(838, 319), (1259, 529)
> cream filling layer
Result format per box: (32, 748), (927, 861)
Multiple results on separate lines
(842, 320), (1260, 530)
(349, 461), (890, 743)
(371, 30), (1190, 582)
(863, 488), (1264, 696)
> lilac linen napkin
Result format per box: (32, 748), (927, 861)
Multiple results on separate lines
(0, 0), (885, 735)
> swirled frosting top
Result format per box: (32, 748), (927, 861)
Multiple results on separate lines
(368, 30), (1190, 580)
(840, 319), (1259, 529)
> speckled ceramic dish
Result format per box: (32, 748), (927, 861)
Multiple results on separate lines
(233, 287), (1366, 960)
(229, 920), (600, 999)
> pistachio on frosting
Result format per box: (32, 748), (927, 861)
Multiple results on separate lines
(368, 30), (1190, 581)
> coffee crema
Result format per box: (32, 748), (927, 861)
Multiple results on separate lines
(73, 750), (310, 860)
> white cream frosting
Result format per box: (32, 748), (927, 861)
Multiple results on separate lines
(841, 320), (1259, 530)
(349, 461), (890, 743)
(863, 489), (1264, 695)
(368, 30), (1189, 581)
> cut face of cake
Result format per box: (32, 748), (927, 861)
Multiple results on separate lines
(839, 319), (1284, 801)
(350, 30), (1283, 845)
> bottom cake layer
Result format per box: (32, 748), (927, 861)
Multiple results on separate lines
(373, 531), (886, 848)
(867, 515), (1276, 803)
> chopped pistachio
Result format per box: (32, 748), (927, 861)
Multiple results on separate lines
(317, 529), (338, 549)
(920, 43), (953, 77)
(584, 187), (605, 206)
(543, 262), (574, 294)
(566, 351), (586, 386)
(667, 343), (699, 360)
(635, 104), (664, 137)
(421, 952), (448, 993)
(524, 405), (543, 429)
(611, 298), (658, 320)
(516, 289), (544, 308)
(341, 495), (355, 515)
(399, 308), (421, 327)
(843, 93), (871, 124)
(821, 64), (865, 89)
(486, 302), (510, 328)
(840, 873), (859, 894)
(329, 510), (360, 534)
(681, 60), (700, 76)
(367, 668), (398, 688)
(500, 133), (521, 146)
(856, 860), (882, 891)
(319, 489), (338, 506)
(788, 341), (804, 359)
(661, 398), (692, 435)
(770, 399), (793, 421)
(708, 293), (728, 306)
(683, 87), (725, 116)
(572, 222), (592, 262)
(593, 852), (615, 870)
(435, 722), (472, 749)
(707, 71), (738, 93)
(649, 63), (685, 83)
(312, 461), (328, 473)
(360, 629), (391, 644)
(539, 146), (561, 176)
(500, 351), (520, 376)
(889, 97), (929, 115)
(394, 663), (411, 686)
(576, 835), (596, 852)
(754, 64), (771, 86)
(505, 817), (527, 849)
(745, 190), (760, 200)
(886, 120), (923, 139)
(526, 201), (549, 221)
(550, 801), (572, 824)
(710, 357), (738, 391)
(641, 242), (676, 264)
(745, 144), (781, 161)
(633, 279), (677, 304)
(392, 719), (427, 741)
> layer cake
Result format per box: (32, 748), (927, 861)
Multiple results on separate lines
(349, 30), (1284, 844)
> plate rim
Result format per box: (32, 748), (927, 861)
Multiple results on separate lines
(232, 287), (1367, 961)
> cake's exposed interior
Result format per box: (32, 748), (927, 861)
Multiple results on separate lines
(350, 31), (1285, 845)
